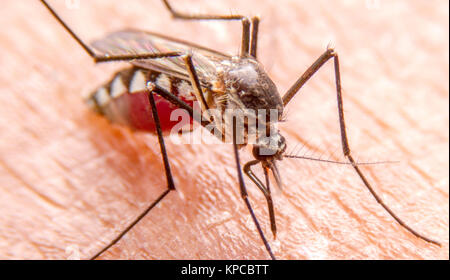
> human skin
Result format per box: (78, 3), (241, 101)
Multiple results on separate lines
(0, 0), (448, 260)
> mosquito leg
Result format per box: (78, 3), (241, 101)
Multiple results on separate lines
(282, 48), (441, 246)
(90, 190), (171, 259)
(90, 86), (177, 259)
(250, 17), (260, 59)
(243, 160), (277, 238)
(183, 55), (211, 116)
(162, 0), (257, 57)
(93, 52), (183, 63)
(232, 119), (276, 260)
(240, 19), (251, 56)
(147, 84), (176, 191)
(40, 0), (183, 63)
(282, 48), (335, 106)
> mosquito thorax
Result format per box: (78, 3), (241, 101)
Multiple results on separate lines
(220, 56), (284, 120)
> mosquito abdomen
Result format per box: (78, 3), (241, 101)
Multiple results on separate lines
(86, 67), (195, 133)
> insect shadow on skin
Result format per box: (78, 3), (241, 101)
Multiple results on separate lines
(39, 0), (441, 259)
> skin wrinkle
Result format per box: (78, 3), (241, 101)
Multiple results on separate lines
(344, 93), (393, 131)
(329, 193), (372, 256)
(0, 0), (448, 259)
(282, 189), (320, 233)
(0, 158), (65, 210)
(408, 161), (436, 187)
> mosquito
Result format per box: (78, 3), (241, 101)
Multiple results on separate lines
(39, 0), (440, 259)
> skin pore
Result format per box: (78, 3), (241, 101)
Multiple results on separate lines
(0, 0), (448, 259)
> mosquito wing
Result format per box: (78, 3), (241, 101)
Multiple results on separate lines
(91, 29), (231, 84)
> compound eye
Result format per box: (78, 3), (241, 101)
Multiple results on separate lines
(277, 135), (287, 155)
(278, 135), (286, 147)
(252, 145), (276, 160)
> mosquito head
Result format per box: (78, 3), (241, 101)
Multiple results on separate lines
(223, 57), (284, 120)
(252, 132), (287, 162)
(250, 132), (286, 190)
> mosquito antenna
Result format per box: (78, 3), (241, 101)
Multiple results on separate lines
(284, 154), (399, 166)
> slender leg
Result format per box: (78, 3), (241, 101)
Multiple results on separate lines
(90, 86), (176, 259)
(147, 84), (176, 191)
(184, 54), (211, 116)
(90, 190), (171, 259)
(40, 0), (181, 63)
(162, 0), (258, 58)
(232, 119), (276, 260)
(282, 48), (441, 246)
(243, 160), (277, 238)
(250, 17), (260, 59)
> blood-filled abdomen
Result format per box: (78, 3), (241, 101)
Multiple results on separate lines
(86, 67), (195, 133)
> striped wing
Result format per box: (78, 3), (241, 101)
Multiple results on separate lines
(91, 29), (230, 84)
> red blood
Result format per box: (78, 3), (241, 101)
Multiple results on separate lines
(122, 90), (193, 133)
